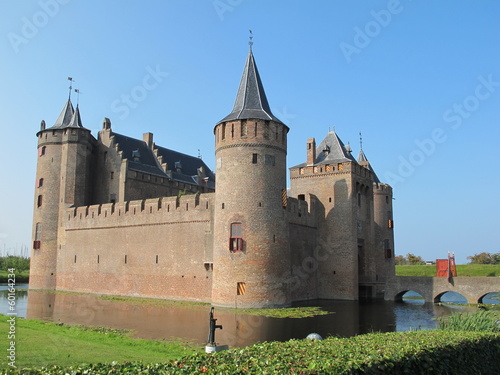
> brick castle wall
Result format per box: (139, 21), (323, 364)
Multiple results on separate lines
(56, 193), (215, 302)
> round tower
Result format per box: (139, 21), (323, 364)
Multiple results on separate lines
(30, 99), (93, 290)
(212, 48), (291, 308)
(373, 182), (395, 279)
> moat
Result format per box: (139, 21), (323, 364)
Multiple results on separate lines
(4, 284), (497, 347)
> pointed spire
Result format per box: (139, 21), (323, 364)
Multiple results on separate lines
(357, 149), (369, 163)
(357, 148), (380, 183)
(52, 98), (75, 128)
(67, 105), (84, 128)
(218, 48), (284, 125)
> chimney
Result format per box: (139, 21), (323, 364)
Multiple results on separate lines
(102, 117), (111, 130)
(307, 138), (316, 166)
(143, 132), (154, 148)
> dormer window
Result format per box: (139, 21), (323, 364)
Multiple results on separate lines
(132, 149), (141, 161)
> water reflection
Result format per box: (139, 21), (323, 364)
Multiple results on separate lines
(0, 283), (29, 316)
(16, 289), (480, 347)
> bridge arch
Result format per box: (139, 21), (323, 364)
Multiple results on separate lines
(433, 291), (467, 304)
(478, 292), (499, 304)
(394, 290), (425, 303)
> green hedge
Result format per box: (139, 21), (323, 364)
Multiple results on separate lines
(5, 331), (499, 374)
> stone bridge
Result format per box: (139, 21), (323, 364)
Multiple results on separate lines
(384, 276), (500, 303)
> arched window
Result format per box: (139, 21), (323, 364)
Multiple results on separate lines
(229, 223), (243, 252)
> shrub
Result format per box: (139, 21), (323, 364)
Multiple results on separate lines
(4, 331), (499, 374)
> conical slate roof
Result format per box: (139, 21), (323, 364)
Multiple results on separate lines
(218, 49), (284, 125)
(67, 105), (84, 128)
(52, 99), (75, 128)
(357, 149), (368, 163)
(357, 149), (380, 183)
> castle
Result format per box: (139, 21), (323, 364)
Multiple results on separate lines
(30, 47), (395, 308)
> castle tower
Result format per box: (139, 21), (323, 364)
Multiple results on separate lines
(212, 48), (291, 308)
(30, 98), (94, 289)
(358, 149), (396, 284)
(289, 131), (377, 300)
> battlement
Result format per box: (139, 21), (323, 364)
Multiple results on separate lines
(373, 183), (392, 194)
(287, 196), (316, 227)
(214, 119), (288, 153)
(65, 193), (215, 229)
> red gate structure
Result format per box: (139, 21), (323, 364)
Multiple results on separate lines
(436, 253), (457, 277)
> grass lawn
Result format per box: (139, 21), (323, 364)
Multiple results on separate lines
(0, 315), (200, 369)
(396, 264), (500, 277)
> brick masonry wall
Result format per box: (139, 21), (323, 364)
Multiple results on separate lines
(56, 193), (215, 302)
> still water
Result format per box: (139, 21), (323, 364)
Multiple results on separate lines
(0, 284), (494, 348)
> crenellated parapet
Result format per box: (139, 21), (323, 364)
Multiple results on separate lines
(286, 197), (316, 228)
(65, 193), (215, 230)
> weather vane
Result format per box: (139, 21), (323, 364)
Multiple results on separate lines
(249, 29), (253, 49)
(67, 77), (74, 100)
(74, 88), (81, 106)
(359, 132), (363, 151)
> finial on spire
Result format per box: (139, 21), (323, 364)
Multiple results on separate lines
(249, 29), (253, 50)
(359, 132), (363, 150)
(68, 77), (74, 100)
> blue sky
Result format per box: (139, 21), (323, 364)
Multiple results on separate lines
(1, 0), (499, 264)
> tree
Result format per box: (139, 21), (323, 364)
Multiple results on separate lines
(394, 255), (406, 265)
(467, 252), (500, 265)
(406, 253), (425, 265)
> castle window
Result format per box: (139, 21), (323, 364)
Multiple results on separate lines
(97, 255), (100, 263)
(37, 195), (43, 207)
(241, 121), (247, 137)
(110, 172), (114, 180)
(299, 168), (304, 175)
(237, 282), (246, 295)
(33, 222), (42, 250)
(386, 196), (389, 204)
(264, 154), (275, 166)
(38, 146), (46, 156)
(231, 123), (234, 138)
(124, 255), (128, 264)
(264, 121), (270, 139)
(298, 194), (305, 201)
(156, 255), (159, 264)
(229, 223), (243, 252)
(222, 123), (226, 140)
(252, 154), (258, 164)
(74, 255), (77, 263)
(36, 178), (44, 188)
(384, 239), (392, 259)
